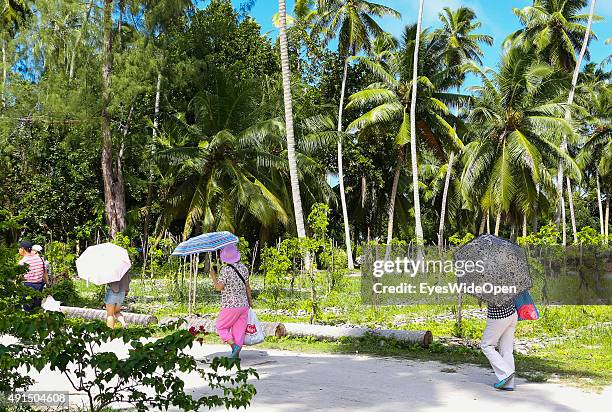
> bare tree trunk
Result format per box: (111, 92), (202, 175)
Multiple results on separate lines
(115, 105), (133, 235)
(596, 171), (604, 236)
(69, 0), (94, 81)
(438, 150), (455, 248)
(557, 0), (597, 239)
(479, 211), (486, 235)
(278, 0), (307, 244)
(561, 189), (566, 245)
(386, 146), (405, 246)
(522, 214), (527, 237)
(566, 177), (577, 244)
(494, 211), (501, 236)
(361, 175), (367, 208)
(410, 0), (426, 246)
(1, 40), (6, 108)
(101, 0), (125, 239)
(337, 57), (354, 269)
(486, 210), (491, 234)
(605, 194), (610, 245)
(143, 71), (162, 265)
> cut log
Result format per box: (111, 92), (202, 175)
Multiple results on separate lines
(183, 317), (287, 338)
(60, 306), (158, 325)
(283, 323), (433, 347)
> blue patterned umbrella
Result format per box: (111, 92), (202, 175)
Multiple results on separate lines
(172, 231), (239, 256)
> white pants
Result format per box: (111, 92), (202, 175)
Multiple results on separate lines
(480, 312), (517, 386)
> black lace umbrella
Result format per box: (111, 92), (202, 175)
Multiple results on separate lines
(453, 234), (531, 305)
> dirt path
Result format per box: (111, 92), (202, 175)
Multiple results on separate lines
(10, 339), (611, 411)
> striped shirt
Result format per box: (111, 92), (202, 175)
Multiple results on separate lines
(19, 254), (46, 283)
(487, 302), (516, 319)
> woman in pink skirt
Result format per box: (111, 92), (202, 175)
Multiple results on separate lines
(210, 244), (253, 358)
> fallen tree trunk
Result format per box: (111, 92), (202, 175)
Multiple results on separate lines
(60, 307), (432, 347)
(60, 306), (158, 325)
(283, 323), (433, 347)
(183, 317), (287, 338)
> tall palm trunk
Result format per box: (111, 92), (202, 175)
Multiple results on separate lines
(494, 211), (501, 236)
(101, 0), (125, 239)
(438, 150), (455, 248)
(596, 171), (604, 236)
(278, 0), (307, 243)
(69, 0), (94, 81)
(1, 39), (6, 108)
(557, 0), (597, 243)
(566, 177), (577, 243)
(143, 72), (162, 267)
(337, 57), (354, 269)
(410, 0), (425, 247)
(605, 194), (610, 245)
(522, 214), (527, 237)
(385, 146), (405, 251)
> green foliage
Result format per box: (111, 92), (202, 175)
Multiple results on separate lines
(448, 232), (474, 246)
(111, 233), (138, 260)
(237, 236), (251, 265)
(307, 203), (330, 239)
(46, 240), (77, 277)
(517, 222), (561, 246)
(45, 278), (80, 306)
(575, 226), (604, 245)
(260, 245), (292, 303)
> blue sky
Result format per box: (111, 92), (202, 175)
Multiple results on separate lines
(227, 0), (611, 85)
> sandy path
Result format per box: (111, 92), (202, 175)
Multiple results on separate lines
(6, 338), (610, 412)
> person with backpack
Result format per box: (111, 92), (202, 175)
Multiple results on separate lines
(18, 240), (49, 311)
(209, 243), (253, 358)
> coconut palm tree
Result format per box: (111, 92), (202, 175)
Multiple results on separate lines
(576, 66), (611, 243)
(462, 47), (581, 235)
(278, 0), (308, 244)
(559, 0), (597, 245)
(157, 73), (329, 238)
(314, 0), (400, 268)
(504, 0), (601, 72)
(435, 6), (492, 248)
(347, 25), (465, 248)
(410, 0), (426, 247)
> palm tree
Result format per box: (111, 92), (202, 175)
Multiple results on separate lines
(461, 47), (581, 234)
(314, 0), (400, 268)
(410, 0), (426, 247)
(576, 66), (611, 243)
(347, 25), (465, 248)
(504, 0), (601, 72)
(158, 74), (329, 238)
(505, 0), (600, 244)
(435, 6), (492, 248)
(559, 0), (597, 245)
(278, 0), (308, 245)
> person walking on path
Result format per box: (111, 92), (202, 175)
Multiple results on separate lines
(210, 244), (253, 358)
(104, 271), (131, 328)
(480, 301), (518, 390)
(18, 240), (49, 311)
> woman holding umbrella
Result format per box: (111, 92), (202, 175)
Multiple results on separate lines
(209, 244), (253, 358)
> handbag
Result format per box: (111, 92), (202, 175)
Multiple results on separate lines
(243, 308), (265, 346)
(514, 290), (539, 321)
